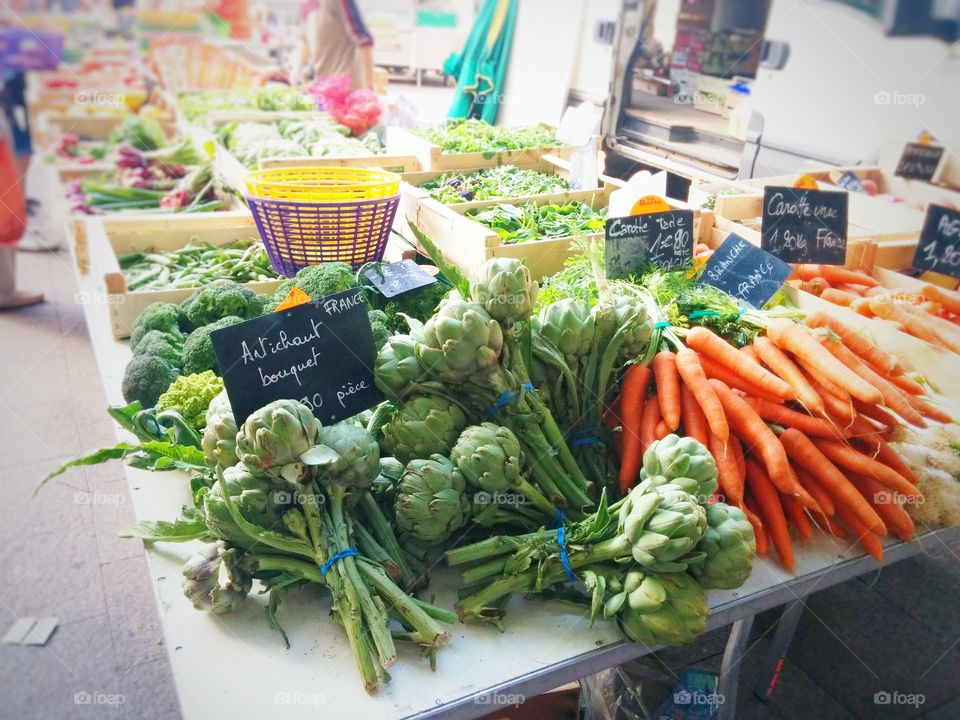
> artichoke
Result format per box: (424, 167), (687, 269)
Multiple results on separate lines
(375, 334), (424, 400)
(469, 257), (538, 325)
(201, 390), (238, 470)
(204, 463), (289, 548)
(181, 541), (252, 614)
(311, 422), (381, 493)
(688, 503), (756, 590)
(380, 395), (468, 466)
(533, 298), (595, 360)
(416, 299), (503, 384)
(236, 399), (322, 486)
(610, 570), (708, 647)
(395, 454), (469, 543)
(638, 435), (719, 501)
(611, 296), (652, 367)
(619, 483), (708, 571)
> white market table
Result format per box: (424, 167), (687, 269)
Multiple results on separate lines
(71, 237), (960, 720)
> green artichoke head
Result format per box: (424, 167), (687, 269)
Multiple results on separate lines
(449, 422), (523, 494)
(612, 296), (652, 367)
(619, 483), (708, 569)
(201, 390), (239, 470)
(181, 541), (252, 614)
(394, 454), (469, 543)
(533, 298), (595, 358)
(416, 299), (503, 383)
(310, 422), (381, 494)
(613, 570), (708, 647)
(375, 334), (424, 400)
(469, 257), (538, 326)
(688, 503), (756, 590)
(639, 434), (718, 501)
(380, 395), (468, 466)
(236, 400), (322, 486)
(203, 463), (290, 548)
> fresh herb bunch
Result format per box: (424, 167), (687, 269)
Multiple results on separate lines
(421, 165), (570, 204)
(466, 201), (607, 245)
(177, 87), (316, 121)
(221, 118), (382, 168)
(414, 119), (562, 155)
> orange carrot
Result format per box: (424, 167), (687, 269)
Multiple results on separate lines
(740, 344), (760, 364)
(709, 432), (744, 507)
(652, 351), (681, 431)
(655, 420), (670, 440)
(753, 336), (824, 414)
(729, 435), (747, 487)
(640, 392), (662, 455)
(905, 394), (954, 424)
(850, 297), (875, 317)
(698, 355), (785, 403)
(617, 364), (651, 493)
(794, 466), (836, 516)
(781, 493), (814, 539)
(743, 498), (769, 554)
(921, 284), (960, 315)
(687, 327), (794, 401)
(812, 510), (848, 539)
(845, 473), (915, 542)
(743, 396), (847, 439)
(852, 399), (898, 428)
(834, 283), (868, 296)
(709, 379), (818, 509)
(676, 348), (728, 444)
(745, 458), (794, 570)
(804, 312), (902, 376)
(820, 288), (859, 306)
(919, 301), (942, 315)
(801, 278), (830, 296)
(766, 318), (883, 405)
(870, 296), (958, 350)
(800, 368), (855, 423)
(888, 373), (924, 396)
(679, 383), (709, 447)
(779, 429), (887, 535)
(793, 264), (879, 287)
(834, 502), (884, 562)
(796, 354), (852, 403)
(900, 301), (960, 347)
(870, 438), (917, 486)
(813, 439), (922, 502)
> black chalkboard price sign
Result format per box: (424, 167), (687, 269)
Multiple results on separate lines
(834, 171), (868, 195)
(363, 259), (437, 299)
(211, 287), (383, 425)
(761, 186), (848, 265)
(605, 209), (694, 278)
(701, 233), (793, 309)
(894, 143), (944, 181)
(912, 205), (960, 280)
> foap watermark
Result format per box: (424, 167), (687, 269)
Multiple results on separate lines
(873, 90), (925, 108)
(475, 691), (524, 707)
(74, 691), (125, 707)
(474, 491), (527, 507)
(74, 291), (125, 306)
(74, 91), (126, 108)
(874, 690), (925, 708)
(674, 689), (725, 707)
(873, 489), (923, 506)
(273, 490), (324, 505)
(74, 491), (126, 507)
(273, 691), (326, 707)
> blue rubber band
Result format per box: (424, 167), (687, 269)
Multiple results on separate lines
(552, 508), (567, 528)
(687, 310), (722, 320)
(320, 548), (359, 576)
(556, 525), (576, 582)
(484, 383), (534, 416)
(654, 321), (671, 329)
(567, 426), (601, 448)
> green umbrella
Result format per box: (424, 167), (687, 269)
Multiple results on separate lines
(444, 0), (518, 123)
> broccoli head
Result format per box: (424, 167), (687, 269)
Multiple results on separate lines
(382, 281), (449, 332)
(130, 302), (183, 349)
(272, 279), (296, 304)
(182, 316), (244, 375)
(156, 370), (225, 430)
(367, 309), (391, 351)
(133, 330), (183, 365)
(121, 355), (181, 408)
(180, 280), (266, 330)
(286, 263), (357, 301)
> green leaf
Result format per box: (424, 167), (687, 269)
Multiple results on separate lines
(138, 441), (207, 469)
(264, 589), (291, 649)
(121, 510), (209, 542)
(36, 444), (141, 495)
(408, 225), (470, 298)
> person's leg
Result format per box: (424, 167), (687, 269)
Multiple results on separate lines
(0, 244), (44, 310)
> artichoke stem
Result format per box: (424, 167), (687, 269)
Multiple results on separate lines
(461, 557), (509, 585)
(352, 521), (403, 583)
(446, 530), (544, 566)
(326, 487), (398, 669)
(357, 493), (419, 590)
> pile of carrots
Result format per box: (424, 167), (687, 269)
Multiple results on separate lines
(794, 263), (960, 352)
(612, 311), (949, 571)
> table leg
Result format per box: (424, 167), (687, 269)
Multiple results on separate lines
(754, 597), (807, 703)
(716, 615), (754, 720)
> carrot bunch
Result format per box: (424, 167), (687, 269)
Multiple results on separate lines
(616, 311), (941, 572)
(794, 263), (960, 350)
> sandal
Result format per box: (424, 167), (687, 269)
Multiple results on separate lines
(0, 291), (45, 310)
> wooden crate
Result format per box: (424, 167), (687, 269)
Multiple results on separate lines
(409, 186), (707, 281)
(84, 213), (282, 338)
(385, 125), (589, 172)
(794, 162), (960, 212)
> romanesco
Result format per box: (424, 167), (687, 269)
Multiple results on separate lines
(156, 371), (225, 430)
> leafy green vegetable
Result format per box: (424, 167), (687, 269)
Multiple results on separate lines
(466, 201), (606, 244)
(414, 119), (562, 154)
(220, 118), (382, 168)
(156, 371), (225, 430)
(109, 116), (166, 151)
(421, 165), (570, 204)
